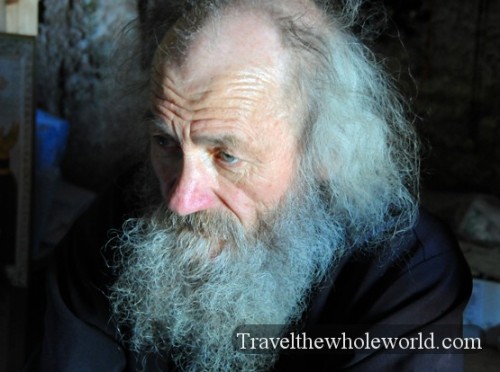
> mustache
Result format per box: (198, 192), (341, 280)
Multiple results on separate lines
(151, 206), (248, 243)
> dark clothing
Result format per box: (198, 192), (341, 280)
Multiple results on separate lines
(33, 175), (472, 371)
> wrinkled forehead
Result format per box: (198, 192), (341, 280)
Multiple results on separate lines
(153, 9), (289, 88)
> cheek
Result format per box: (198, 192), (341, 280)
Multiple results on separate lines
(253, 151), (297, 205)
(249, 173), (291, 207)
(274, 157), (297, 195)
(220, 163), (294, 221)
(219, 184), (259, 228)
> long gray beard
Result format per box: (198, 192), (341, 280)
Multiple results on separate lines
(108, 182), (346, 371)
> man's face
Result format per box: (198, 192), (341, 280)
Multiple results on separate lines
(149, 13), (298, 230)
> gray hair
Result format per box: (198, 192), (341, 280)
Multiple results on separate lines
(139, 0), (420, 250)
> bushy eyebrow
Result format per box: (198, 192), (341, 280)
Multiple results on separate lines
(192, 134), (242, 149)
(147, 114), (173, 134)
(145, 111), (254, 156)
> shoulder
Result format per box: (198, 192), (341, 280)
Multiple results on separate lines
(35, 166), (143, 371)
(276, 209), (473, 371)
(55, 163), (143, 288)
(314, 208), (472, 325)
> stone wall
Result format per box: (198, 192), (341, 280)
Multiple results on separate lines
(37, 0), (147, 190)
(379, 0), (500, 195)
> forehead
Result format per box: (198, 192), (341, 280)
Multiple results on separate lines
(150, 10), (295, 136)
(151, 62), (292, 155)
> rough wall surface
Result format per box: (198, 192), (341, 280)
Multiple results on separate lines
(36, 0), (500, 193)
(37, 0), (147, 190)
(380, 0), (500, 195)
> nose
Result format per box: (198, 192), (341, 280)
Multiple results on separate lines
(166, 156), (216, 216)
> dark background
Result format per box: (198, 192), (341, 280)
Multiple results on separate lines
(378, 0), (499, 195)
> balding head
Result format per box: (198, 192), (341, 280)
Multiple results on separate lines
(148, 0), (328, 65)
(183, 10), (287, 78)
(152, 6), (292, 120)
(149, 0), (334, 127)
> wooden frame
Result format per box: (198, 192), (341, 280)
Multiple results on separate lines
(0, 0), (39, 36)
(0, 32), (35, 287)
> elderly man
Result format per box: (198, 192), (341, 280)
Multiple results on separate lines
(35, 0), (471, 371)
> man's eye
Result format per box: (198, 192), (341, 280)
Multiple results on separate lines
(217, 151), (239, 165)
(153, 135), (175, 148)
